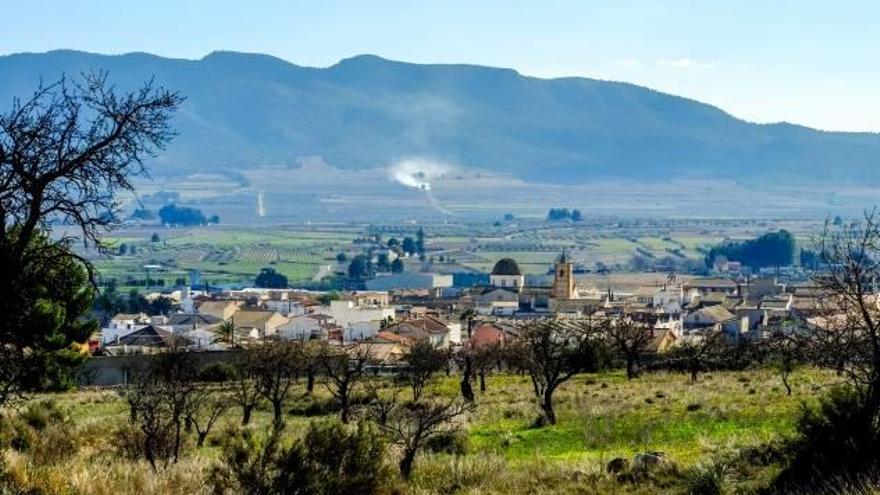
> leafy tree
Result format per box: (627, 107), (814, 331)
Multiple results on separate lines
(391, 258), (404, 273)
(251, 341), (300, 427)
(151, 232), (161, 243)
(416, 227), (425, 255)
(503, 213), (515, 221)
(118, 243), (128, 255)
(0, 73), (180, 400)
(255, 267), (288, 289)
(158, 203), (208, 226)
(571, 209), (583, 222)
(401, 237), (416, 256)
(706, 229), (795, 269)
(336, 252), (348, 263)
(347, 255), (371, 280)
(131, 208), (154, 221)
(376, 253), (391, 272)
(208, 214), (220, 224)
(387, 237), (399, 247)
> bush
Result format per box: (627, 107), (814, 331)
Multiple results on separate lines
(19, 400), (65, 430)
(683, 462), (728, 495)
(198, 362), (237, 382)
(424, 430), (469, 455)
(770, 386), (880, 493)
(213, 420), (393, 495)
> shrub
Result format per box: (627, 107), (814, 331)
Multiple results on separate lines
(198, 362), (237, 382)
(424, 430), (469, 455)
(683, 462), (728, 495)
(19, 400), (65, 430)
(212, 420), (393, 495)
(770, 386), (880, 493)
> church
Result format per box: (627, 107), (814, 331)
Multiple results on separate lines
(469, 252), (593, 316)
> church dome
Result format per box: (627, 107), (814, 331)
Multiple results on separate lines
(491, 258), (522, 276)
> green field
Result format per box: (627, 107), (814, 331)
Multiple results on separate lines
(0, 368), (836, 494)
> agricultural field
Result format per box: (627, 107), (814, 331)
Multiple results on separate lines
(0, 368), (837, 494)
(89, 216), (824, 290)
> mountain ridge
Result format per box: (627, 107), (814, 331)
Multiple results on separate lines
(1, 49), (878, 183)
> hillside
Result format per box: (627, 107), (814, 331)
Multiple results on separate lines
(1, 49), (879, 183)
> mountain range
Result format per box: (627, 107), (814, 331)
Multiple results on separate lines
(1, 49), (879, 184)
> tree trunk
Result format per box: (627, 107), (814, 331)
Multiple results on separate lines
(460, 359), (475, 402)
(399, 448), (417, 480)
(272, 399), (283, 426)
(306, 367), (315, 394)
(479, 371), (486, 392)
(782, 372), (792, 395)
(197, 431), (208, 448)
(340, 395), (350, 424)
(541, 392), (557, 425)
(626, 355), (637, 380)
(242, 404), (253, 425)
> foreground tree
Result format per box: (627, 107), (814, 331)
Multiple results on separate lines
(321, 344), (374, 423)
(457, 309), (477, 402)
(807, 210), (880, 409)
(125, 346), (200, 470)
(251, 340), (299, 428)
(510, 318), (603, 425)
(0, 73), (181, 400)
(401, 340), (447, 401)
(605, 317), (654, 379)
(381, 397), (473, 480)
(663, 330), (727, 382)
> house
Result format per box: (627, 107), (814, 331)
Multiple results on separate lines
(684, 305), (737, 330)
(469, 323), (507, 348)
(646, 328), (678, 353)
(362, 331), (411, 362)
(231, 310), (289, 338)
(197, 300), (243, 321)
(278, 314), (328, 340)
(102, 313), (153, 344)
(103, 325), (190, 354)
(366, 272), (453, 291)
(383, 316), (460, 348)
(167, 313), (222, 333)
(327, 297), (395, 329)
(474, 287), (520, 315)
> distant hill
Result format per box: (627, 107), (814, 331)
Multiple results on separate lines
(1, 49), (879, 183)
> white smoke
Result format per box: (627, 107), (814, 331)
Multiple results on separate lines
(388, 158), (455, 214)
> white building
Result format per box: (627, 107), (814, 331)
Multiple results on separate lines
(489, 258), (525, 291)
(327, 298), (395, 329)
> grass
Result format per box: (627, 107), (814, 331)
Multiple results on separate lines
(0, 367), (838, 494)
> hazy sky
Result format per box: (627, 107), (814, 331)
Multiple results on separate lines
(4, 1), (879, 132)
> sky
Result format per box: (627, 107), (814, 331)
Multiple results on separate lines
(3, 0), (880, 132)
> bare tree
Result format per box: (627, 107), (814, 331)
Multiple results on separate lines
(124, 346), (200, 471)
(510, 318), (603, 425)
(381, 397), (473, 480)
(229, 351), (262, 425)
(605, 317), (654, 379)
(0, 73), (181, 403)
(401, 340), (447, 401)
(473, 342), (502, 393)
(807, 210), (880, 411)
(321, 343), (374, 423)
(251, 340), (299, 428)
(187, 388), (230, 447)
(765, 327), (803, 395)
(664, 330), (727, 382)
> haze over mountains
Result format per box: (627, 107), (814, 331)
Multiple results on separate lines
(1, 49), (879, 184)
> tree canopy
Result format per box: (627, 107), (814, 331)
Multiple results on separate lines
(706, 229), (795, 269)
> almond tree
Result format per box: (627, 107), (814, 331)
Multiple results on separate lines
(511, 318), (603, 425)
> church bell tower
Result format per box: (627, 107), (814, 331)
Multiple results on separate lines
(552, 251), (576, 300)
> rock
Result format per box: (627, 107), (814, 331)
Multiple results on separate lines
(631, 451), (669, 473)
(606, 457), (629, 474)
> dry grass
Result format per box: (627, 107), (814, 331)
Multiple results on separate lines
(0, 368), (839, 494)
